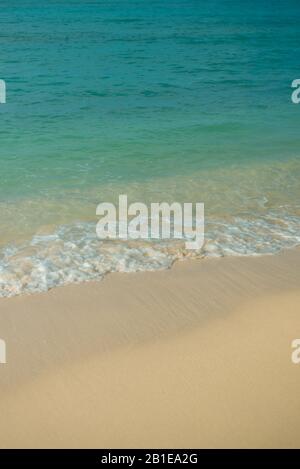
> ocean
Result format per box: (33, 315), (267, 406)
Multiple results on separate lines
(0, 0), (300, 296)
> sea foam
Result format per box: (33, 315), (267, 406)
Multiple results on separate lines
(1, 211), (299, 297)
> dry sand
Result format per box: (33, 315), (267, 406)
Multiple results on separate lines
(0, 248), (300, 448)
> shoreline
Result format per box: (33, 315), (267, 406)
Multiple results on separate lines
(0, 248), (300, 448)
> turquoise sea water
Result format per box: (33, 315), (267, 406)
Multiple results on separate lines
(0, 0), (300, 296)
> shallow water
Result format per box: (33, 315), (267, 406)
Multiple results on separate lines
(1, 0), (300, 296)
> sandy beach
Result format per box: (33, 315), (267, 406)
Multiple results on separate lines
(2, 0), (300, 457)
(0, 248), (299, 448)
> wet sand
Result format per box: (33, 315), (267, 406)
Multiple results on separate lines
(0, 249), (300, 448)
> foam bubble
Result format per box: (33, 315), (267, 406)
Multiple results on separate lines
(0, 212), (300, 297)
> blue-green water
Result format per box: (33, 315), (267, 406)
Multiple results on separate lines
(0, 0), (300, 296)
